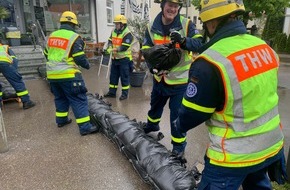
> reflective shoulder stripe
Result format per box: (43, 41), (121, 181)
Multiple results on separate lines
(180, 16), (189, 37)
(182, 98), (215, 113)
(147, 22), (154, 44)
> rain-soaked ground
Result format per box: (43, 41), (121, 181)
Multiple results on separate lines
(0, 62), (289, 190)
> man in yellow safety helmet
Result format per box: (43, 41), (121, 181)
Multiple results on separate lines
(172, 0), (287, 189)
(103, 14), (134, 101)
(141, 0), (203, 157)
(44, 11), (98, 136)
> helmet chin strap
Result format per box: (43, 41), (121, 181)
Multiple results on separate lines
(202, 16), (231, 42)
(202, 24), (209, 43)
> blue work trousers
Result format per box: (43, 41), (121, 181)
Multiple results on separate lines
(198, 149), (284, 190)
(49, 80), (92, 133)
(0, 62), (30, 102)
(108, 58), (131, 97)
(147, 79), (187, 145)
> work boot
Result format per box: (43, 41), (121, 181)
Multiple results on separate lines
(143, 124), (160, 134)
(103, 92), (116, 98)
(57, 118), (72, 128)
(23, 100), (36, 110)
(119, 95), (127, 100)
(80, 125), (99, 136)
(171, 149), (187, 168)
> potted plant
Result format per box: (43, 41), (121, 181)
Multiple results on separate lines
(0, 6), (10, 44)
(127, 16), (149, 87)
(0, 6), (10, 24)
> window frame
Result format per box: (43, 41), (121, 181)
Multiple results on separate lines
(106, 0), (114, 26)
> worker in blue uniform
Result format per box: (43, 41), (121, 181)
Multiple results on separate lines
(44, 11), (97, 136)
(172, 0), (287, 189)
(104, 14), (134, 101)
(0, 40), (36, 109)
(141, 0), (202, 155)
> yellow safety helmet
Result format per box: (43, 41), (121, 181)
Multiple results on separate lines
(199, 0), (245, 23)
(113, 14), (127, 24)
(60, 11), (78, 25)
(154, 0), (183, 4)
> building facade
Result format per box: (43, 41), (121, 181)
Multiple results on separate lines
(283, 8), (290, 36)
(1, 0), (123, 43)
(0, 0), (278, 46)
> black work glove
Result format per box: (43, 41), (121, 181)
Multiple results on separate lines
(170, 31), (185, 45)
(268, 154), (288, 184)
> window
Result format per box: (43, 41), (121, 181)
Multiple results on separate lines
(43, 0), (91, 38)
(106, 1), (114, 24)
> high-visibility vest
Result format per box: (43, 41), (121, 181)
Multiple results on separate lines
(0, 45), (13, 63)
(111, 27), (132, 60)
(198, 34), (283, 167)
(46, 29), (81, 79)
(146, 16), (193, 85)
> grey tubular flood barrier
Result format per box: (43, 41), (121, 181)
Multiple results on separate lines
(87, 93), (200, 190)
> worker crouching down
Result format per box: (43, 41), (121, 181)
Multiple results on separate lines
(0, 40), (35, 109)
(44, 11), (98, 136)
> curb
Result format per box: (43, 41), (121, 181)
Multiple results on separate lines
(280, 62), (290, 67)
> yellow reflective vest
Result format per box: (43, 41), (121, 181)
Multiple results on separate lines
(0, 44), (13, 63)
(198, 34), (284, 167)
(109, 27), (132, 60)
(46, 29), (81, 79)
(146, 16), (193, 85)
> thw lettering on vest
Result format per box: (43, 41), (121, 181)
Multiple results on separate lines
(112, 37), (122, 46)
(48, 37), (69, 50)
(228, 44), (278, 82)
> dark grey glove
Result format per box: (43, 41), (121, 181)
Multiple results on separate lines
(170, 31), (185, 45)
(268, 153), (288, 184)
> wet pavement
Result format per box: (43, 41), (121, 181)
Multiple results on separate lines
(0, 62), (289, 190)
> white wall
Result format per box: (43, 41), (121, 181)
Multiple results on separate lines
(283, 8), (290, 36)
(95, 0), (122, 43)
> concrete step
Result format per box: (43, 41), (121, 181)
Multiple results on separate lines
(279, 54), (290, 63)
(9, 45), (46, 78)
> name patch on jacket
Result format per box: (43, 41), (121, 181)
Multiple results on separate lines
(48, 37), (69, 50)
(228, 44), (278, 82)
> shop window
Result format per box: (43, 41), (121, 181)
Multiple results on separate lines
(106, 1), (114, 25)
(45, 0), (91, 38)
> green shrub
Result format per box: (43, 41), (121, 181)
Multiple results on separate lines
(278, 33), (288, 53)
(262, 16), (284, 45)
(271, 182), (290, 190)
(273, 33), (283, 52)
